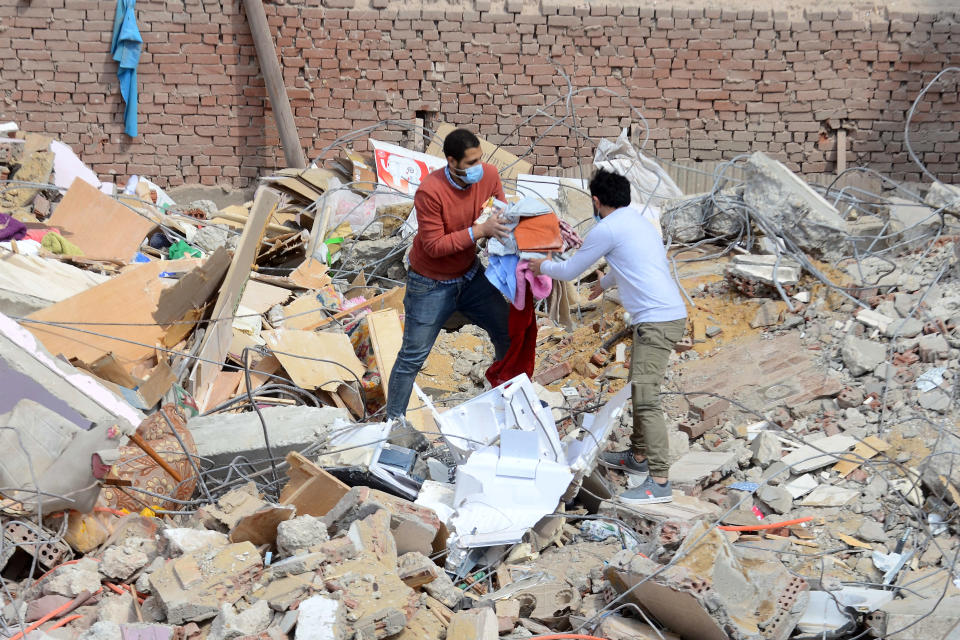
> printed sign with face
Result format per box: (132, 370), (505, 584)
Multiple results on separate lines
(370, 139), (446, 195)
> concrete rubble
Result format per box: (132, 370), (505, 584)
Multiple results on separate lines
(2, 89), (960, 640)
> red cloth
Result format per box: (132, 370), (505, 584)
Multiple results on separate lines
(408, 163), (505, 281)
(486, 288), (538, 386)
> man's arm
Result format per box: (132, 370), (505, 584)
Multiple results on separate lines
(414, 188), (474, 259)
(538, 225), (613, 282)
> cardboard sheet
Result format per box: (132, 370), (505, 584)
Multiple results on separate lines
(238, 279), (292, 314)
(50, 178), (157, 262)
(27, 259), (202, 373)
(263, 329), (365, 392)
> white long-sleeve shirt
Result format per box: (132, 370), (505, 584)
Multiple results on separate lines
(541, 206), (687, 324)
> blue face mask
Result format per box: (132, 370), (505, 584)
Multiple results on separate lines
(456, 164), (484, 185)
(593, 203), (602, 224)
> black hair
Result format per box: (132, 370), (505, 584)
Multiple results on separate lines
(443, 128), (481, 162)
(589, 168), (631, 208)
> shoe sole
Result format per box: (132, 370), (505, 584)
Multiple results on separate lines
(618, 495), (673, 505)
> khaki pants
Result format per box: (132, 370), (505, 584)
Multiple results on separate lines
(629, 318), (686, 476)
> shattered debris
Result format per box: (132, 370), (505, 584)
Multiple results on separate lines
(2, 72), (960, 640)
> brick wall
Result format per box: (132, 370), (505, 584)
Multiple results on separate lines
(1, 0), (958, 189)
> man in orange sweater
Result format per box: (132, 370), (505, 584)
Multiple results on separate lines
(385, 129), (512, 419)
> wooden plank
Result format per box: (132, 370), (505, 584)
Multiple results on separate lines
(238, 279), (292, 314)
(191, 187), (281, 410)
(263, 328), (365, 391)
(241, 0), (307, 168)
(27, 259), (201, 372)
(367, 309), (403, 399)
(279, 452), (350, 517)
(228, 504), (295, 546)
(49, 178), (157, 263)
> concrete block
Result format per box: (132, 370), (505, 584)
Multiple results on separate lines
(447, 608), (498, 640)
(207, 600), (272, 640)
(322, 486), (441, 556)
(187, 406), (350, 472)
(397, 552), (439, 588)
(148, 542), (261, 624)
(276, 515), (329, 556)
(667, 450), (739, 493)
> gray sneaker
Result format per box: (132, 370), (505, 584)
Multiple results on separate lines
(619, 476), (673, 505)
(599, 450), (649, 476)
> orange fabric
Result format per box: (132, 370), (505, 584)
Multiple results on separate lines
(514, 213), (562, 251)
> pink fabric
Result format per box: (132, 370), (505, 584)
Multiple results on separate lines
(25, 228), (60, 242)
(514, 259), (552, 310)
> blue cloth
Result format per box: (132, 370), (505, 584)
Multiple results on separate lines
(485, 254), (519, 302)
(111, 0), (141, 137)
(385, 266), (510, 418)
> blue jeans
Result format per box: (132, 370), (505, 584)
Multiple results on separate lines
(386, 266), (510, 418)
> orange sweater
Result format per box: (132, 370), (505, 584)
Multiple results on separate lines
(408, 163), (505, 281)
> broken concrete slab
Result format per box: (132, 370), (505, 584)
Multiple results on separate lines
(321, 486), (441, 557)
(800, 484), (860, 507)
(781, 434), (857, 473)
(924, 181), (960, 216)
(743, 152), (848, 257)
(726, 254), (801, 287)
(841, 335), (887, 376)
(148, 541), (261, 625)
(666, 450), (739, 494)
(187, 406), (350, 473)
(605, 520), (809, 640)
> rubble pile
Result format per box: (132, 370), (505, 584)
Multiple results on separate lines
(2, 110), (960, 640)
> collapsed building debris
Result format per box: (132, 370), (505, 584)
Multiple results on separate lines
(2, 65), (960, 640)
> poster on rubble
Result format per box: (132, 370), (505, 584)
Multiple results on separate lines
(370, 139), (446, 195)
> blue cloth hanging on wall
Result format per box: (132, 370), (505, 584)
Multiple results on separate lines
(111, 0), (142, 137)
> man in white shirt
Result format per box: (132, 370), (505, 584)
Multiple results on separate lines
(530, 169), (687, 504)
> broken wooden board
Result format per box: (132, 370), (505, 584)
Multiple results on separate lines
(238, 279), (292, 314)
(191, 187), (281, 410)
(832, 436), (890, 477)
(263, 328), (365, 391)
(26, 259), (202, 373)
(367, 309), (403, 397)
(229, 504), (295, 547)
(279, 452), (350, 517)
(282, 292), (329, 331)
(49, 178), (157, 262)
(289, 258), (331, 289)
(154, 247), (231, 325)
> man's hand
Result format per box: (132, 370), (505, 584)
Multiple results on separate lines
(528, 256), (548, 275)
(588, 269), (605, 300)
(473, 214), (510, 241)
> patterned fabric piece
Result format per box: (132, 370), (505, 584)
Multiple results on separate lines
(99, 404), (198, 513)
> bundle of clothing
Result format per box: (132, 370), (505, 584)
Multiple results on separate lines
(483, 197), (583, 386)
